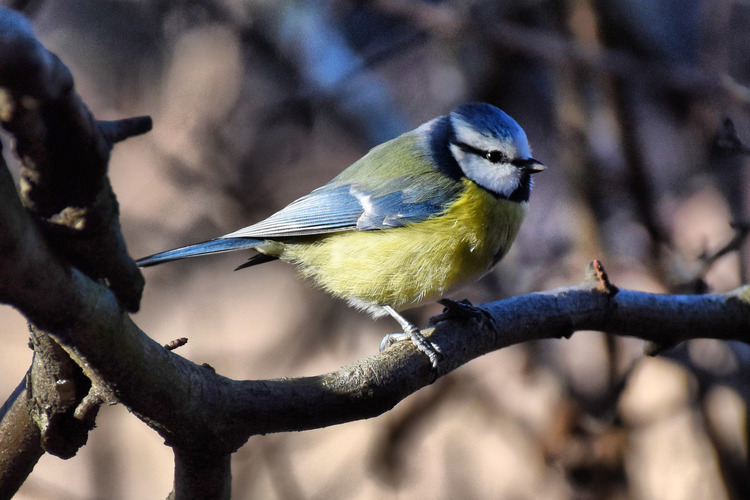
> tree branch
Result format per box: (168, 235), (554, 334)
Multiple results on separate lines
(26, 324), (98, 459)
(172, 450), (231, 500)
(0, 6), (149, 311)
(0, 377), (42, 499)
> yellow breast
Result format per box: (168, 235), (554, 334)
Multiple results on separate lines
(276, 179), (527, 316)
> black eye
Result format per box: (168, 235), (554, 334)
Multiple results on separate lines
(485, 151), (506, 163)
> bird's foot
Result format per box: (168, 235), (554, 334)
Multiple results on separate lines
(426, 298), (495, 329)
(379, 326), (442, 368)
(380, 305), (442, 368)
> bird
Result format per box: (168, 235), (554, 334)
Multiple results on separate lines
(137, 102), (545, 367)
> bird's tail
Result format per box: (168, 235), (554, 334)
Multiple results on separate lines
(136, 238), (263, 267)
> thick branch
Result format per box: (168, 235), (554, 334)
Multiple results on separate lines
(0, 7), (149, 311)
(27, 325), (96, 459)
(0, 378), (42, 499)
(172, 450), (231, 500)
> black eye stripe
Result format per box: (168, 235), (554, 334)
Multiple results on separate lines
(453, 141), (508, 164)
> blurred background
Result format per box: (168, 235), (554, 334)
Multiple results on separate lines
(1, 0), (749, 498)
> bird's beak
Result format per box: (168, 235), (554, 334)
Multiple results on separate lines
(523, 158), (546, 174)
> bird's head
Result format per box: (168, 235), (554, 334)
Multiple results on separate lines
(436, 103), (545, 202)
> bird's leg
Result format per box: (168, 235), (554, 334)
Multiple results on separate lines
(379, 305), (442, 368)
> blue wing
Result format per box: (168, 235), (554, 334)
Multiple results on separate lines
(222, 121), (466, 239)
(222, 178), (460, 239)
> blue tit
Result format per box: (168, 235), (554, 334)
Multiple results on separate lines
(137, 102), (545, 367)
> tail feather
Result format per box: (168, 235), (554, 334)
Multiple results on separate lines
(136, 238), (262, 267)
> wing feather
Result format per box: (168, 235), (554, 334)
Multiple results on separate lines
(221, 180), (458, 239)
(222, 131), (463, 240)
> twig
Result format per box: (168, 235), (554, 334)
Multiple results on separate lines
(712, 119), (750, 282)
(478, 17), (750, 104)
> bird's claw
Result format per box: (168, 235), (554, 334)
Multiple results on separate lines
(426, 298), (495, 329)
(379, 327), (442, 368)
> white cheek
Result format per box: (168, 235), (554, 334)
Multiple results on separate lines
(450, 143), (467, 164)
(458, 153), (521, 197)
